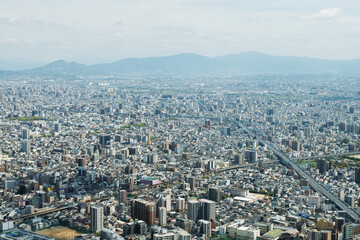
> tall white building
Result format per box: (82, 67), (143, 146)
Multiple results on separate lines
(91, 205), (104, 232)
(159, 207), (167, 226)
(176, 197), (185, 212)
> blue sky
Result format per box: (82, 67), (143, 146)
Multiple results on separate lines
(1, 0), (360, 69)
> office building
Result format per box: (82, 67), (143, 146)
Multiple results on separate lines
(91, 205), (104, 232)
(22, 129), (29, 139)
(234, 154), (244, 165)
(21, 140), (30, 153)
(208, 187), (222, 202)
(355, 168), (360, 184)
(317, 159), (330, 174)
(159, 207), (167, 226)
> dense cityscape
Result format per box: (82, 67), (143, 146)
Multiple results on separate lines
(0, 73), (358, 240)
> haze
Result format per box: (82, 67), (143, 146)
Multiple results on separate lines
(1, 0), (360, 69)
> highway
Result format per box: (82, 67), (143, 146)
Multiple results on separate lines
(169, 114), (360, 222)
(17, 114), (360, 222)
(236, 121), (360, 223)
(293, 152), (360, 161)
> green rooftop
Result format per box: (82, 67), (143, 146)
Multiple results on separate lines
(263, 229), (283, 238)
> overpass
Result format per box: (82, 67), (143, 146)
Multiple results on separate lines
(236, 122), (360, 223)
(294, 152), (360, 161)
(169, 114), (360, 222)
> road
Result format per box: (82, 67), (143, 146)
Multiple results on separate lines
(236, 121), (360, 223)
(18, 114), (360, 222)
(169, 114), (360, 222)
(294, 152), (360, 161)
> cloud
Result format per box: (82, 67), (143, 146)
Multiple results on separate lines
(301, 8), (341, 20)
(1, 38), (19, 43)
(0, 16), (68, 30)
(113, 21), (123, 26)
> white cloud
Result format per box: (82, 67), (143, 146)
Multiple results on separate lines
(1, 38), (19, 43)
(301, 7), (341, 20)
(0, 16), (68, 29)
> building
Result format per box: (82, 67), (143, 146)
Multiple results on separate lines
(308, 195), (320, 208)
(198, 220), (212, 238)
(245, 149), (257, 163)
(342, 223), (360, 240)
(22, 129), (29, 139)
(99, 135), (111, 147)
(317, 159), (330, 174)
(345, 195), (356, 208)
(176, 197), (185, 212)
(119, 190), (127, 204)
(131, 199), (156, 225)
(292, 140), (300, 151)
(234, 154), (244, 165)
(208, 187), (222, 202)
(199, 199), (216, 222)
(355, 168), (360, 184)
(21, 140), (30, 153)
(234, 226), (260, 240)
(159, 207), (167, 226)
(140, 176), (161, 186)
(54, 123), (61, 133)
(187, 200), (200, 222)
(91, 205), (104, 233)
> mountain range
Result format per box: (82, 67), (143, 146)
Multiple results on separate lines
(1, 51), (360, 76)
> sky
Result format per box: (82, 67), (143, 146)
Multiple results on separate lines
(1, 0), (360, 69)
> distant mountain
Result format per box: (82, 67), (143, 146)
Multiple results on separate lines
(90, 53), (215, 74)
(25, 60), (103, 75)
(1, 52), (360, 76)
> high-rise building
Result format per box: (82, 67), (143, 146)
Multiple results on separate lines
(249, 150), (257, 163)
(335, 217), (345, 232)
(317, 159), (330, 174)
(187, 199), (216, 223)
(91, 205), (104, 232)
(349, 143), (357, 152)
(355, 168), (360, 184)
(159, 207), (167, 226)
(345, 195), (356, 208)
(119, 190), (127, 204)
(208, 187), (222, 202)
(199, 220), (212, 238)
(187, 177), (196, 190)
(187, 200), (200, 222)
(131, 199), (156, 225)
(157, 195), (171, 214)
(54, 123), (61, 133)
(176, 197), (185, 212)
(99, 135), (111, 147)
(234, 154), (244, 165)
(245, 149), (257, 163)
(22, 129), (29, 139)
(292, 140), (301, 151)
(21, 140), (30, 153)
(339, 123), (347, 131)
(199, 199), (216, 222)
(304, 127), (312, 137)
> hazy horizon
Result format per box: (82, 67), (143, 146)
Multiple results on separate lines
(1, 0), (360, 69)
